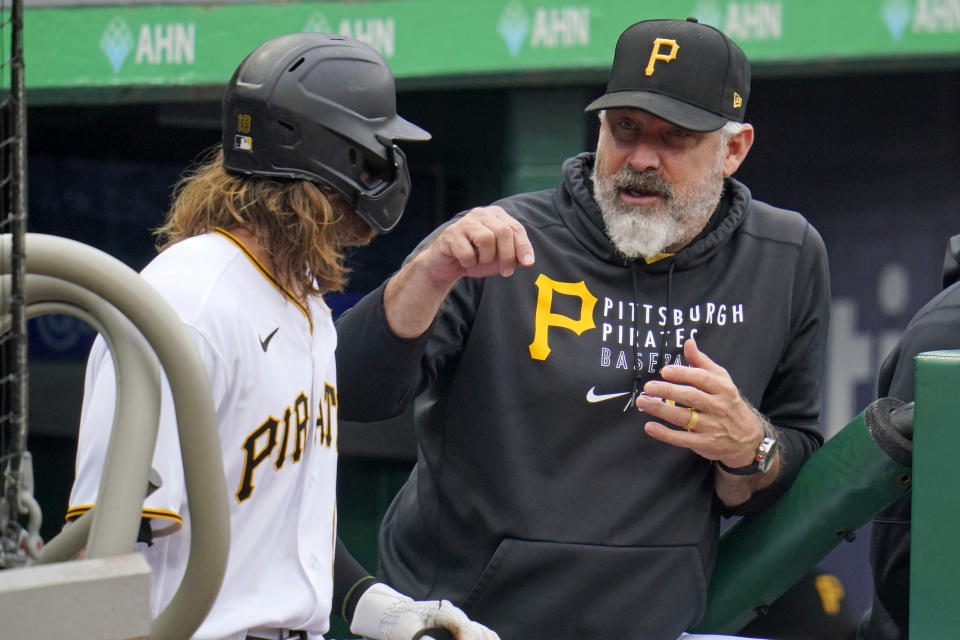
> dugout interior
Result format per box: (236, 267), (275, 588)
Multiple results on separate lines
(23, 63), (960, 638)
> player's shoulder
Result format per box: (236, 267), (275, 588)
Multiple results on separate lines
(148, 232), (236, 267)
(145, 232), (239, 276)
(140, 233), (245, 318)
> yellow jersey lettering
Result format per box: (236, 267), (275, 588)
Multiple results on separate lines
(240, 387), (338, 502)
(292, 392), (309, 462)
(529, 274), (598, 360)
(645, 38), (679, 76)
(275, 406), (291, 470)
(314, 411), (323, 446)
(323, 384), (337, 449)
(236, 416), (278, 502)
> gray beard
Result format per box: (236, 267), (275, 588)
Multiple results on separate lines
(591, 156), (725, 260)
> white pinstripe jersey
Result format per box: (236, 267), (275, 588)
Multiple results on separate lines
(68, 229), (339, 639)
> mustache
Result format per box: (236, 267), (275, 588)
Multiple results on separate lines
(608, 168), (674, 200)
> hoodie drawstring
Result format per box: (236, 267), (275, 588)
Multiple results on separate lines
(624, 260), (675, 412)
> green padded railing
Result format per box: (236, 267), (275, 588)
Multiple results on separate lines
(910, 350), (960, 637)
(693, 400), (912, 634)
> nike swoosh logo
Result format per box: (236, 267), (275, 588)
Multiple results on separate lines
(259, 327), (279, 352)
(586, 386), (631, 403)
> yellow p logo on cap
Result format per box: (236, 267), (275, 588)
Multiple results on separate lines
(645, 38), (679, 76)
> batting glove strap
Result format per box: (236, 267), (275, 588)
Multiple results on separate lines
(349, 582), (500, 640)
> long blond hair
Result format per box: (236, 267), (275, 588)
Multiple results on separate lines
(155, 147), (373, 297)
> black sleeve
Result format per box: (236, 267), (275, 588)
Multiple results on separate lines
(757, 223), (831, 438)
(722, 425), (821, 517)
(336, 245), (484, 425)
(879, 302), (960, 403)
(331, 537), (377, 625)
(335, 281), (432, 422)
(725, 225), (830, 516)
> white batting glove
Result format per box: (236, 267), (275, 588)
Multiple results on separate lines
(350, 582), (500, 640)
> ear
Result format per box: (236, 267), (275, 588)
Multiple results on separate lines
(722, 124), (754, 177)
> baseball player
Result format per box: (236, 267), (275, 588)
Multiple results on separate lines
(66, 33), (498, 640)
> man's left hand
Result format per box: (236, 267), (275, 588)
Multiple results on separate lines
(635, 338), (764, 468)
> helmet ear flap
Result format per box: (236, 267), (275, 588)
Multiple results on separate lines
(353, 144), (413, 234)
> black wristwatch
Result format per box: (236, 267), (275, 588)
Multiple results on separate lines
(718, 427), (779, 475)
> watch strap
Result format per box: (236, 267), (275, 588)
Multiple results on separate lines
(717, 458), (760, 475)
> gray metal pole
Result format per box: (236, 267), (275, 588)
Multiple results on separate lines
(7, 274), (162, 559)
(1, 234), (229, 640)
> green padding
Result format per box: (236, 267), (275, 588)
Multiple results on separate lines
(910, 351), (960, 637)
(693, 410), (910, 634)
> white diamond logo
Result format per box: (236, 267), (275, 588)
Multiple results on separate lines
(497, 2), (530, 57)
(882, 0), (912, 40)
(100, 17), (134, 73)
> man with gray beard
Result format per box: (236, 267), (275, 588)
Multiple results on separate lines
(592, 119), (731, 261)
(336, 17), (830, 640)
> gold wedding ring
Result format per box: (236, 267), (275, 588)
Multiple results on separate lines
(685, 408), (699, 430)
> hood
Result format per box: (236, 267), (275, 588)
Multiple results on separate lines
(555, 152), (752, 272)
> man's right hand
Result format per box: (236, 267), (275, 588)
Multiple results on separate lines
(383, 206), (534, 338)
(417, 206), (535, 285)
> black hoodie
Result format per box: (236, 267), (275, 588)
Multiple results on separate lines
(336, 152), (830, 640)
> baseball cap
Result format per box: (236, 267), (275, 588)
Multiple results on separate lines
(585, 17), (750, 132)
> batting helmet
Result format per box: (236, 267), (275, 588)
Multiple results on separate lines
(222, 32), (431, 233)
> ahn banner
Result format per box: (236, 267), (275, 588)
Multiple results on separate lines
(20, 0), (960, 91)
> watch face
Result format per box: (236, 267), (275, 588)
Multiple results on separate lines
(719, 431), (779, 475)
(756, 435), (778, 473)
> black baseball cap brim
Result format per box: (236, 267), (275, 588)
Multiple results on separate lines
(585, 91), (728, 132)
